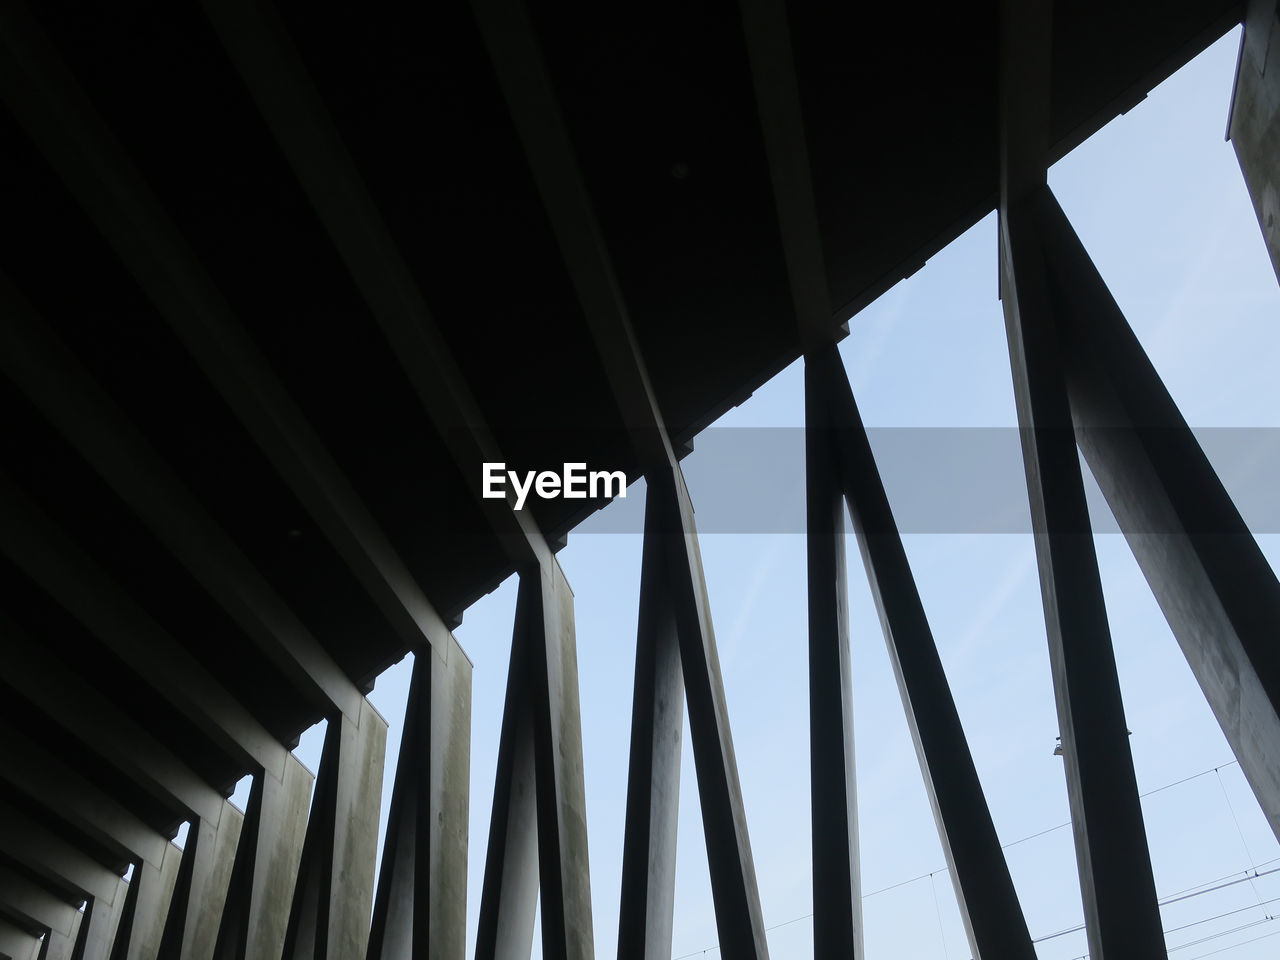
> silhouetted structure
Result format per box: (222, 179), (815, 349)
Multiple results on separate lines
(1, 0), (1276, 958)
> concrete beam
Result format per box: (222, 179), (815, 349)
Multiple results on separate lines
(0, 724), (167, 871)
(0, 865), (78, 938)
(477, 566), (595, 960)
(616, 494), (685, 960)
(0, 471), (287, 780)
(213, 757), (313, 960)
(0, 621), (223, 826)
(0, 274), (361, 722)
(1033, 187), (1280, 843)
(282, 701), (386, 960)
(999, 189), (1166, 958)
(815, 347), (1036, 960)
(0, 800), (123, 907)
(0, 918), (39, 960)
(1229, 0), (1280, 284)
(199, 0), (551, 570)
(0, 0), (460, 657)
(367, 642), (472, 960)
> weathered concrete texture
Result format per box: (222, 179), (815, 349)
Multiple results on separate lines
(79, 879), (130, 960)
(158, 802), (244, 960)
(42, 906), (82, 960)
(119, 843), (182, 960)
(283, 700), (387, 960)
(214, 756), (312, 960)
(368, 639), (472, 960)
(1230, 0), (1280, 284)
(1032, 187), (1280, 845)
(1000, 191), (1166, 959)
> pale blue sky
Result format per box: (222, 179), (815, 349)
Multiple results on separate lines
(272, 24), (1280, 960)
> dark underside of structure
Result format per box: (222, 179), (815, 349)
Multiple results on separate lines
(3, 0), (1280, 958)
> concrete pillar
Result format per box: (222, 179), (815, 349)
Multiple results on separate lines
(814, 346), (1037, 960)
(1229, 0), (1280, 284)
(156, 802), (243, 960)
(213, 756), (313, 960)
(282, 700), (387, 960)
(1000, 188), (1166, 958)
(367, 640), (471, 960)
(477, 564), (594, 960)
(1032, 187), (1280, 844)
(617, 495), (684, 960)
(42, 908), (81, 960)
(802, 359), (863, 960)
(113, 844), (182, 960)
(649, 465), (771, 960)
(74, 878), (129, 960)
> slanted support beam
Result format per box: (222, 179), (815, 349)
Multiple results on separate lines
(616, 495), (684, 960)
(213, 758), (313, 960)
(366, 639), (472, 960)
(1033, 187), (1280, 842)
(280, 700), (386, 960)
(999, 2), (1165, 955)
(1229, 0), (1280, 283)
(114, 845), (182, 960)
(41, 907), (82, 960)
(999, 194), (1167, 957)
(158, 803), (244, 960)
(476, 565), (594, 960)
(813, 348), (1036, 960)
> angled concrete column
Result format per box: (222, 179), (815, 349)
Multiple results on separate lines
(156, 803), (243, 960)
(477, 564), (594, 960)
(78, 878), (130, 960)
(1033, 187), (1280, 843)
(647, 466), (770, 960)
(41, 908), (81, 960)
(1230, 0), (1280, 283)
(1000, 191), (1166, 959)
(814, 347), (1036, 960)
(616, 494), (684, 960)
(110, 845), (182, 960)
(801, 360), (863, 959)
(213, 757), (312, 960)
(282, 699), (387, 960)
(367, 640), (472, 960)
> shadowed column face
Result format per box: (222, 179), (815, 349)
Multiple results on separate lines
(1230, 0), (1280, 283)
